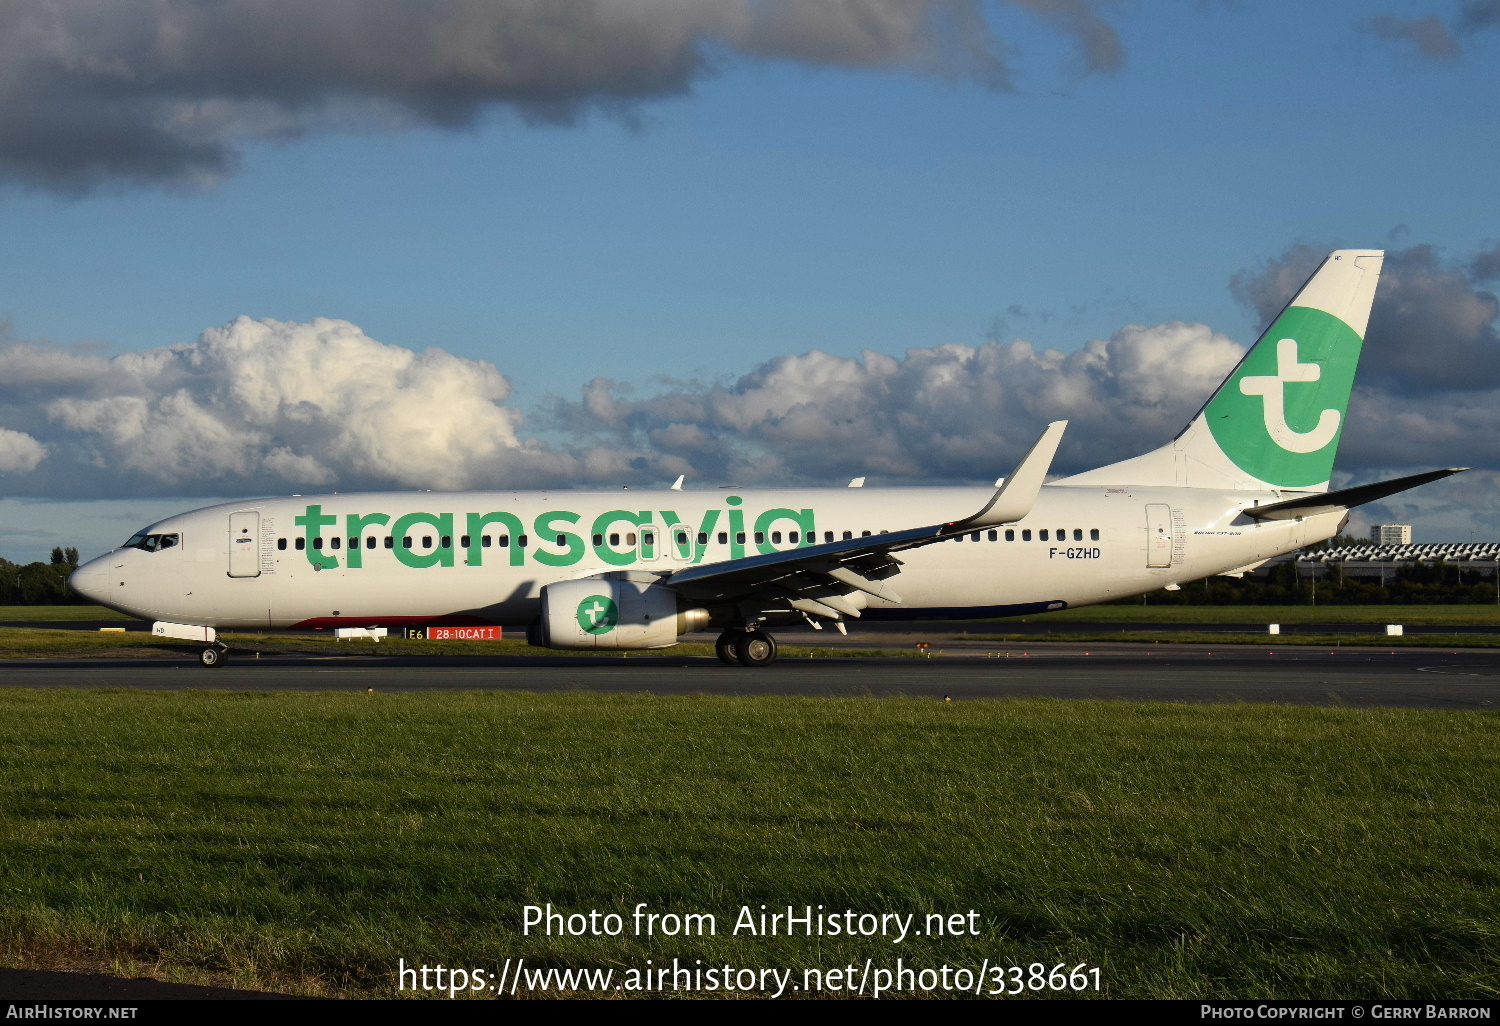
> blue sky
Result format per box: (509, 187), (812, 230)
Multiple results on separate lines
(1, 0), (1497, 560)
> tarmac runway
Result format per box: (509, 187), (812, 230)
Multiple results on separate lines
(4, 643), (1498, 709)
(10, 618), (1499, 635)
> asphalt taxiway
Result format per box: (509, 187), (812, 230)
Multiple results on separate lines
(3, 643), (1497, 709)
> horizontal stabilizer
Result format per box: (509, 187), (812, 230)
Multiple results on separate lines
(1241, 468), (1468, 521)
(958, 421), (1067, 528)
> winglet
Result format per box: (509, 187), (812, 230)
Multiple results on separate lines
(957, 421), (1067, 528)
(669, 475), (684, 491)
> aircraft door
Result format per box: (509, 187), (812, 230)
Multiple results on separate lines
(228, 511), (261, 578)
(668, 525), (693, 564)
(1145, 504), (1172, 568)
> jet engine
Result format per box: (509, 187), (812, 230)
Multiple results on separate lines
(532, 577), (709, 650)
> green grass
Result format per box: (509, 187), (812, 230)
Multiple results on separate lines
(9, 602), (1500, 628)
(0, 691), (1496, 999)
(0, 605), (132, 621)
(1, 621), (1490, 662)
(0, 626), (911, 661)
(971, 632), (1500, 649)
(1018, 604), (1500, 625)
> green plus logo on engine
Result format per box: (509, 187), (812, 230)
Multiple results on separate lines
(576, 595), (618, 635)
(1204, 306), (1363, 488)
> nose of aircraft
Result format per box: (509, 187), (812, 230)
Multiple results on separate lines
(68, 556), (111, 604)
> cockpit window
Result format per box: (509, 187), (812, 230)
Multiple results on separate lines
(123, 533), (179, 552)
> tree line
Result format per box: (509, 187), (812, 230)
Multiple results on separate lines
(0, 548), (87, 606)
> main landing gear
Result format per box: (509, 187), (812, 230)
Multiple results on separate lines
(198, 644), (229, 668)
(715, 629), (778, 667)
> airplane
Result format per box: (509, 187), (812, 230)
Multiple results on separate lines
(70, 249), (1465, 668)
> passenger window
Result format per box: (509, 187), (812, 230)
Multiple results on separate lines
(331, 537), (341, 550)
(609, 533), (620, 546)
(697, 532), (708, 545)
(403, 537), (413, 549)
(277, 538), (287, 550)
(461, 535), (471, 548)
(971, 532), (980, 542)
(518, 535), (528, 547)
(1039, 530), (1048, 541)
(1090, 529), (1100, 540)
(755, 532), (765, 544)
(843, 531), (852, 540)
(593, 534), (604, 546)
(313, 537), (324, 550)
(296, 537), (306, 550)
(824, 531), (834, 543)
(498, 535), (509, 548)
(1022, 529), (1032, 541)
(422, 536), (433, 548)
(718, 532), (728, 544)
(988, 530), (998, 542)
(736, 532), (746, 544)
(384, 537), (394, 549)
(440, 536), (449, 548)
(771, 531), (781, 544)
(1057, 528), (1065, 539)
(554, 535), (564, 546)
(348, 536), (357, 549)
(1005, 530), (1014, 541)
(790, 531), (799, 543)
(366, 537), (376, 549)
(1074, 529), (1083, 541)
(861, 531), (871, 537)
(626, 533), (637, 546)
(482, 535), (492, 548)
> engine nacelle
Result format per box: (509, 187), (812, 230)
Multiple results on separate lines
(533, 577), (708, 650)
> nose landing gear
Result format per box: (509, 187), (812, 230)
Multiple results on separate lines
(716, 629), (778, 667)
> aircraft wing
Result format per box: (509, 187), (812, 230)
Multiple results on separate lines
(662, 422), (1067, 621)
(1241, 467), (1468, 521)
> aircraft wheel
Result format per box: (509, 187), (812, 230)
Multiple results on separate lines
(199, 645), (228, 668)
(714, 632), (740, 666)
(736, 630), (777, 667)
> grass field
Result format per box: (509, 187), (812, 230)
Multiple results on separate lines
(972, 632), (1500, 649)
(7, 604), (1500, 627)
(0, 626), (913, 661)
(1024, 605), (1500, 626)
(0, 624), (1492, 661)
(0, 605), (132, 621)
(0, 690), (1496, 999)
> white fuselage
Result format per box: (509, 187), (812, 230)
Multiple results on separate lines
(70, 485), (1343, 630)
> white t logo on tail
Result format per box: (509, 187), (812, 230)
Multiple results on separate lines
(1238, 338), (1341, 453)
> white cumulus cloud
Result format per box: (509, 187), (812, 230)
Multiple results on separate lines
(0, 428), (47, 473)
(550, 321), (1247, 483)
(4, 316), (623, 496)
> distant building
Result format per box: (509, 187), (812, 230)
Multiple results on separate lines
(1370, 524), (1412, 546)
(1289, 540), (1500, 581)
